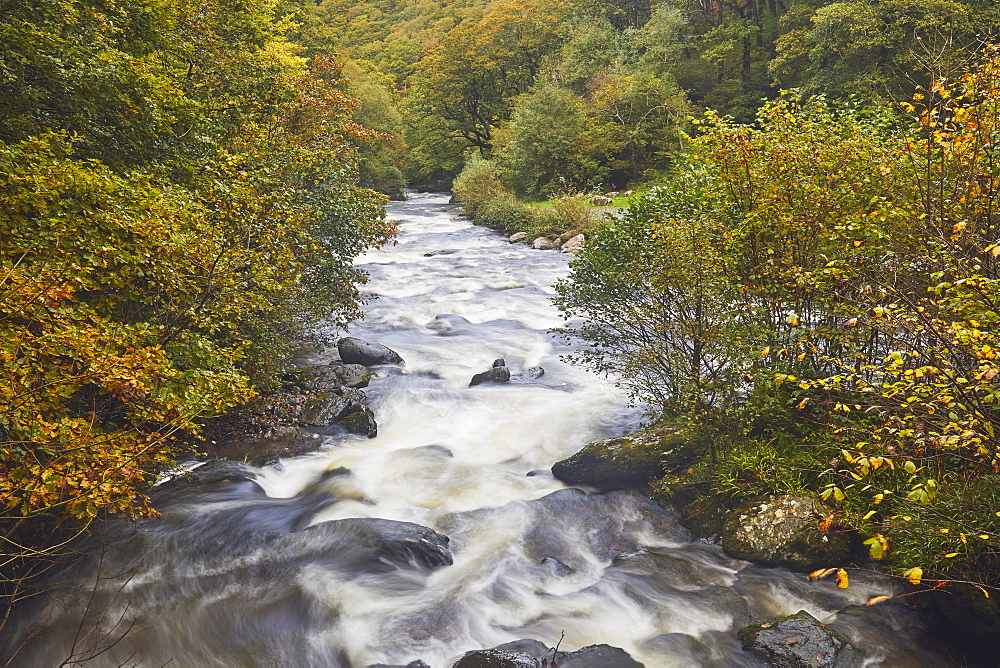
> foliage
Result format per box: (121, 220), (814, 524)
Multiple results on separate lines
(557, 47), (1000, 592)
(0, 0), (393, 639)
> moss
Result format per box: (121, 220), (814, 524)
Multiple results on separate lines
(552, 419), (706, 491)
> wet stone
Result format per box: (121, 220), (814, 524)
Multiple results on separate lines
(299, 363), (372, 390)
(299, 393), (354, 426)
(341, 407), (378, 438)
(454, 649), (540, 668)
(338, 336), (404, 366)
(738, 610), (861, 667)
(470, 365), (511, 386)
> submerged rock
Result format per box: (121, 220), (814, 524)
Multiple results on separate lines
(738, 610), (861, 667)
(721, 496), (851, 571)
(551, 420), (702, 491)
(510, 366), (545, 382)
(338, 336), (404, 367)
(293, 518), (453, 573)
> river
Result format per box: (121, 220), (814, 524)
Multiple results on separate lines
(6, 192), (954, 666)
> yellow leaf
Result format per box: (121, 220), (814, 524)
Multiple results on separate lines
(944, 552), (959, 558)
(953, 221), (967, 234)
(761, 346), (771, 357)
(867, 595), (892, 606)
(808, 567), (836, 581)
(976, 585), (991, 599)
(836, 568), (849, 588)
(903, 567), (923, 585)
(787, 313), (801, 327)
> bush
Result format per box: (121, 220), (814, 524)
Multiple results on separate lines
(451, 157), (509, 216)
(474, 194), (532, 235)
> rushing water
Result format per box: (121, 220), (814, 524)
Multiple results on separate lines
(7, 193), (955, 667)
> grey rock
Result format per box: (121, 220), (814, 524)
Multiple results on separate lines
(492, 358), (506, 368)
(456, 641), (643, 668)
(337, 337), (404, 367)
(470, 366), (511, 386)
(454, 649), (539, 668)
(561, 233), (585, 254)
(591, 195), (612, 206)
(559, 644), (644, 667)
(738, 610), (862, 667)
(511, 366), (545, 382)
(299, 393), (354, 426)
(722, 496), (851, 571)
(508, 232), (528, 243)
(532, 237), (559, 250)
(299, 363), (371, 390)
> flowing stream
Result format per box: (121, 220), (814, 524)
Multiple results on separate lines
(7, 193), (955, 667)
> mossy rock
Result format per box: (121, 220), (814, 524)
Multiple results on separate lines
(722, 496), (851, 571)
(552, 420), (703, 492)
(339, 407), (377, 438)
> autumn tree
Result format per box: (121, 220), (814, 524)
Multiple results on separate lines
(0, 0), (392, 644)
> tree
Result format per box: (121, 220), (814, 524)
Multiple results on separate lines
(497, 84), (619, 197)
(404, 0), (577, 177)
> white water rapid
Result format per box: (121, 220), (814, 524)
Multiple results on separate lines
(6, 193), (954, 667)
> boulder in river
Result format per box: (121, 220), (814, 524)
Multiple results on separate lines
(532, 237), (559, 250)
(454, 649), (540, 668)
(721, 496), (851, 571)
(551, 419), (702, 492)
(470, 360), (512, 386)
(299, 392), (355, 426)
(291, 517), (453, 573)
(299, 363), (371, 390)
(455, 640), (643, 668)
(738, 610), (861, 667)
(341, 406), (378, 438)
(338, 336), (404, 366)
(508, 232), (527, 243)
